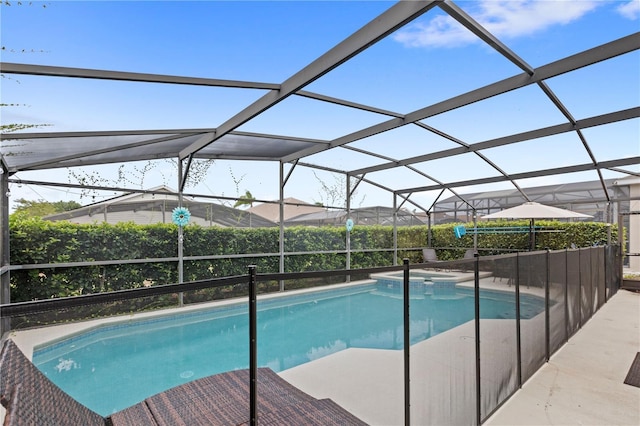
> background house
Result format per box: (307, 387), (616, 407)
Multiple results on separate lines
(248, 198), (325, 223)
(44, 186), (277, 228)
(283, 206), (425, 227)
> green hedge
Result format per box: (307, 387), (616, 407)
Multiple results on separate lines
(433, 220), (618, 260)
(8, 217), (615, 301)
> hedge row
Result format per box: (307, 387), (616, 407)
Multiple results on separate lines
(432, 220), (618, 260)
(7, 217), (616, 302)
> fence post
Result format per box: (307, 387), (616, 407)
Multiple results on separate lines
(604, 246), (609, 303)
(474, 253), (481, 425)
(545, 250), (550, 362)
(564, 249), (569, 345)
(403, 258), (411, 426)
(248, 265), (258, 426)
(515, 253), (522, 388)
(0, 167), (10, 335)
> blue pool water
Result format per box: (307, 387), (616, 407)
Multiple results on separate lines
(33, 283), (544, 416)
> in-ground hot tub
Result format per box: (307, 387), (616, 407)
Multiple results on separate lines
(369, 269), (491, 298)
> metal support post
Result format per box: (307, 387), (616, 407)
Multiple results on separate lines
(0, 166), (10, 335)
(279, 163), (285, 291)
(346, 176), (351, 282)
(473, 210), (478, 252)
(177, 159), (184, 306)
(403, 258), (410, 426)
(474, 253), (481, 425)
(393, 195), (398, 265)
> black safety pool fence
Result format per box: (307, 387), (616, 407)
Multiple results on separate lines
(0, 245), (621, 425)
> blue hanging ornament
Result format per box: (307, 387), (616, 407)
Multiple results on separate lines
(172, 207), (191, 226)
(346, 218), (354, 232)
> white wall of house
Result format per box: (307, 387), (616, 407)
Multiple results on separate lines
(69, 209), (219, 227)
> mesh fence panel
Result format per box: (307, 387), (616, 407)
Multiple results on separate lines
(518, 252), (547, 384)
(605, 245), (620, 299)
(580, 249), (593, 325)
(548, 250), (567, 356)
(566, 249), (581, 336)
(490, 254), (517, 287)
(479, 255), (518, 422)
(8, 293), (183, 331)
(591, 248), (599, 314)
(596, 247), (606, 310)
(410, 258), (476, 426)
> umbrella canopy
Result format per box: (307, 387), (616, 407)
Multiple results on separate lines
(482, 202), (592, 220)
(482, 202), (592, 251)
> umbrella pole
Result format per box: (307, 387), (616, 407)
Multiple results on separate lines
(473, 211), (478, 252)
(529, 218), (535, 251)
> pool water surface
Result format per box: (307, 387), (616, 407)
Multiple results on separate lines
(33, 282), (544, 415)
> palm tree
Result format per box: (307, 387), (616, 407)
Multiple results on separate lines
(234, 190), (256, 209)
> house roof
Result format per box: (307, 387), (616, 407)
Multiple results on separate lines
(248, 198), (325, 223)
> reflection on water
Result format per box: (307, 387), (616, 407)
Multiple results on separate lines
(54, 358), (78, 373)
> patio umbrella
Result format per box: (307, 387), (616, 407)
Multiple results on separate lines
(482, 202), (593, 220)
(482, 202), (592, 249)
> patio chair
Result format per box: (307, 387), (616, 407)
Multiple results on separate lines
(455, 249), (477, 272)
(0, 339), (105, 426)
(423, 248), (446, 272)
(492, 261), (515, 287)
(423, 248), (441, 263)
(463, 249), (476, 259)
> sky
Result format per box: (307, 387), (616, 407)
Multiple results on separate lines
(1, 0), (639, 213)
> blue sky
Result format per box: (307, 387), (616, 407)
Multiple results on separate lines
(1, 1), (639, 212)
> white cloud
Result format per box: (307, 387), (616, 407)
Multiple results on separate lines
(617, 0), (640, 20)
(393, 0), (600, 48)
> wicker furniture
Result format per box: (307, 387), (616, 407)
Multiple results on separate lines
(0, 339), (366, 425)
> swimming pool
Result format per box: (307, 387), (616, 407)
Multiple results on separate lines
(33, 282), (544, 416)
